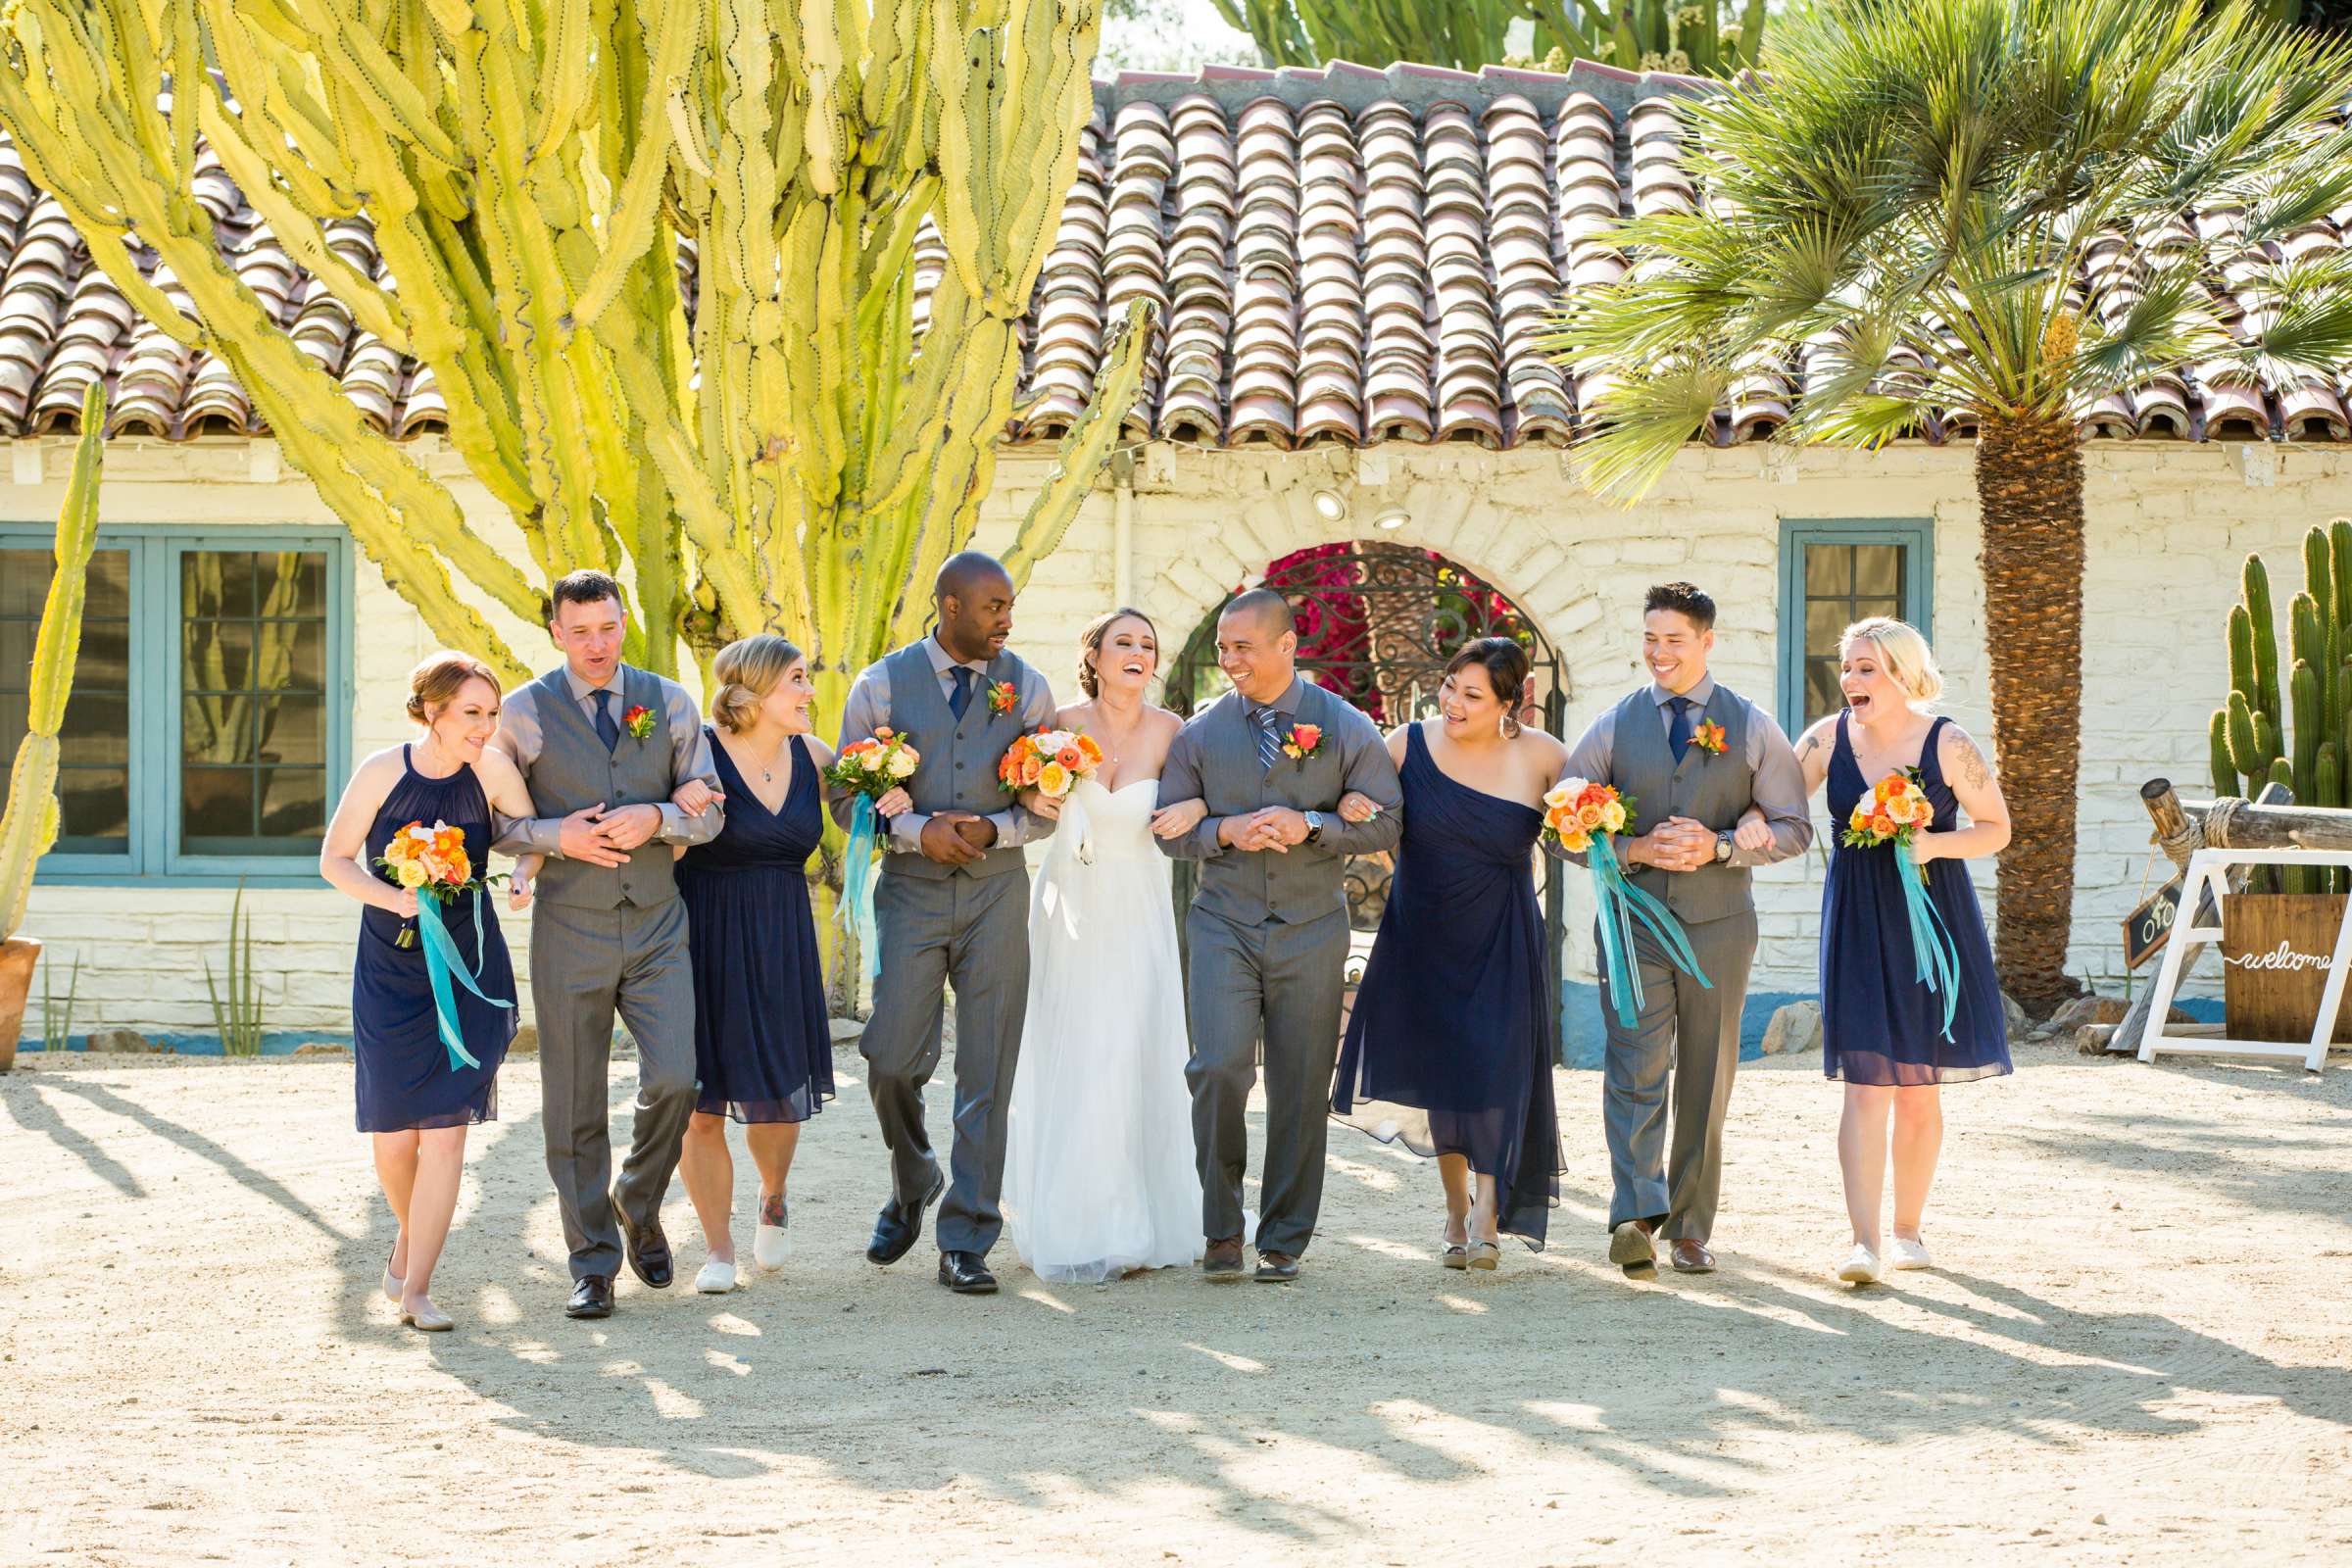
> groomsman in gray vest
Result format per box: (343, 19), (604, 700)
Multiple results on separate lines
(835, 551), (1058, 1296)
(491, 570), (724, 1320)
(1157, 589), (1402, 1283)
(1559, 582), (1811, 1279)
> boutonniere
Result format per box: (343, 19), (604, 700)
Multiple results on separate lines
(1692, 719), (1728, 759)
(987, 679), (1018, 717)
(1280, 721), (1324, 765)
(622, 704), (657, 742)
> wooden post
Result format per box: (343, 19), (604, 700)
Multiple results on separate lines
(2140, 777), (2352, 854)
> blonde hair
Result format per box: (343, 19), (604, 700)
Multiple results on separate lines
(1838, 616), (1944, 707)
(406, 651), (500, 724)
(710, 633), (805, 733)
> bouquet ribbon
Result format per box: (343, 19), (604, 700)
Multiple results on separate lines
(1898, 853), (1961, 1042)
(1591, 833), (1712, 1031)
(415, 887), (510, 1072)
(839, 793), (883, 980)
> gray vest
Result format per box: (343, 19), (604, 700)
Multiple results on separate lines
(1612, 683), (1755, 924)
(1183, 684), (1366, 927)
(880, 640), (1030, 882)
(520, 664), (683, 910)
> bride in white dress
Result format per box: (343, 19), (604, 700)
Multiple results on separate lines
(1004, 609), (1210, 1283)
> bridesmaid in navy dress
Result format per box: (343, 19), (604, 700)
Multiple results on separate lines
(1332, 639), (1569, 1265)
(1783, 616), (2012, 1287)
(320, 653), (538, 1332)
(674, 634), (908, 1294)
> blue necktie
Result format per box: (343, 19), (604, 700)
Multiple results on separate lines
(949, 666), (976, 722)
(1252, 706), (1283, 771)
(1667, 696), (1694, 763)
(592, 688), (621, 753)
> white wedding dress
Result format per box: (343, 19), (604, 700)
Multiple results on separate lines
(1003, 776), (1204, 1283)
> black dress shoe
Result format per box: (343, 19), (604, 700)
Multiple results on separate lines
(613, 1195), (673, 1289)
(866, 1164), (947, 1266)
(566, 1275), (615, 1319)
(937, 1250), (999, 1295)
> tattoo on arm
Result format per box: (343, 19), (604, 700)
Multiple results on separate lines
(1797, 734), (1822, 760)
(1954, 734), (1991, 790)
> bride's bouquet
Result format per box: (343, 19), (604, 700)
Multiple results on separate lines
(1844, 768), (1959, 1039)
(999, 727), (1103, 801)
(827, 726), (920, 979)
(374, 819), (512, 1071)
(1542, 778), (1711, 1031)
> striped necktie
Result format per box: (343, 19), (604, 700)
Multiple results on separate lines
(1252, 705), (1283, 771)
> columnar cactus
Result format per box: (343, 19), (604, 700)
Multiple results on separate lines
(2215, 522), (2352, 894)
(0, 383), (104, 941)
(0, 1), (1148, 710)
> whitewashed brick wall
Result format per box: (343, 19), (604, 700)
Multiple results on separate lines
(14, 435), (2349, 1039)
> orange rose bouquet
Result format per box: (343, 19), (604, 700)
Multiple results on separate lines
(826, 725), (920, 801)
(1538, 777), (1630, 855)
(998, 727), (1104, 801)
(827, 727), (921, 980)
(1842, 767), (1959, 1040)
(1542, 778), (1710, 1030)
(373, 819), (511, 1070)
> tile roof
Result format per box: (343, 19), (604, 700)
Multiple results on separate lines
(1, 59), (2344, 450)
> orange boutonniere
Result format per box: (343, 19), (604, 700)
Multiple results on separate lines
(1691, 719), (1728, 758)
(987, 679), (1018, 717)
(1280, 721), (1324, 764)
(621, 704), (657, 742)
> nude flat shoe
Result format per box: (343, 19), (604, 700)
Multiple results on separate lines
(382, 1267), (405, 1304)
(1838, 1244), (1886, 1286)
(400, 1301), (455, 1332)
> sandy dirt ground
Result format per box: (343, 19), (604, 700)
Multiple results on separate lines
(3, 1038), (2349, 1567)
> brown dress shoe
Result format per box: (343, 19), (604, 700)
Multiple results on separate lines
(1252, 1250), (1299, 1283)
(1668, 1239), (1716, 1274)
(1201, 1237), (1246, 1279)
(1609, 1219), (1657, 1278)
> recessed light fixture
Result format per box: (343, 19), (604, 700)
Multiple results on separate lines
(1310, 487), (1348, 521)
(1373, 507), (1409, 530)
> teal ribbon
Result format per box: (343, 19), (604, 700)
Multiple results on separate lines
(1897, 851), (1961, 1042)
(415, 887), (510, 1072)
(1591, 833), (1713, 1031)
(839, 793), (882, 980)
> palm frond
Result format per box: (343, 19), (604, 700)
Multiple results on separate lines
(1570, 361), (1734, 502)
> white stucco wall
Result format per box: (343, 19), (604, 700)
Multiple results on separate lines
(13, 433), (2349, 1041)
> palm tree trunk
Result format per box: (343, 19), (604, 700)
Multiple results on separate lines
(1976, 414), (2087, 1015)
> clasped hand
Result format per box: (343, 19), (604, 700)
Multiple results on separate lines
(1639, 815), (1716, 872)
(556, 801), (666, 867)
(918, 810), (999, 864)
(1219, 806), (1311, 853)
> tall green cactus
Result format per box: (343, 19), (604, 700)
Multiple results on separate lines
(1209, 0), (1768, 75)
(0, 1), (1149, 713)
(0, 382), (105, 942)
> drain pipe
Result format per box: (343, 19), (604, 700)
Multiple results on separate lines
(1110, 446), (1136, 608)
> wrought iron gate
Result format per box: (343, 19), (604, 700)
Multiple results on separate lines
(1164, 543), (1570, 1055)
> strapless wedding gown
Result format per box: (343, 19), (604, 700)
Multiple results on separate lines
(1004, 776), (1204, 1283)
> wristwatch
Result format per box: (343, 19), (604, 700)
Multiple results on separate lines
(1303, 809), (1325, 845)
(1714, 829), (1734, 863)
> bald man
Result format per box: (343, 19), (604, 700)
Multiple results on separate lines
(1156, 589), (1403, 1282)
(833, 551), (1058, 1296)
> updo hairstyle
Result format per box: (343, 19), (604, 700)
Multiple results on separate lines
(406, 651), (501, 724)
(710, 634), (805, 733)
(1444, 636), (1531, 737)
(1077, 607), (1158, 699)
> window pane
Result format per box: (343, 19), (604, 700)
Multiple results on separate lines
(59, 694), (128, 765)
(0, 548), (52, 617)
(78, 619), (130, 690)
(1805, 657), (1841, 728)
(58, 766), (129, 848)
(1859, 596), (1902, 624)
(0, 546), (131, 840)
(1854, 543), (1903, 598)
(1805, 598), (1847, 662)
(1805, 543), (1851, 597)
(0, 692), (23, 742)
(176, 547), (330, 858)
(0, 619), (32, 685)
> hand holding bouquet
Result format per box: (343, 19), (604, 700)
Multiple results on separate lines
(829, 726), (920, 802)
(999, 727), (1104, 802)
(1841, 769), (1936, 880)
(372, 819), (511, 1069)
(828, 727), (922, 981)
(1539, 777), (1629, 854)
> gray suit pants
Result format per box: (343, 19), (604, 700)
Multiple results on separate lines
(861, 868), (1030, 1256)
(1599, 908), (1756, 1241)
(1185, 904), (1348, 1256)
(529, 897), (698, 1281)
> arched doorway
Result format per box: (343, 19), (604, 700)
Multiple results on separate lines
(1166, 542), (1570, 1040)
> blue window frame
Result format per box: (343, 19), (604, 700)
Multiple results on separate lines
(0, 525), (353, 884)
(1777, 517), (1935, 736)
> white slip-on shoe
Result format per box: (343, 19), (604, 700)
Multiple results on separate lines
(400, 1300), (455, 1333)
(1838, 1244), (1886, 1285)
(1889, 1236), (1933, 1270)
(695, 1258), (739, 1295)
(754, 1200), (791, 1269)
(382, 1267), (405, 1304)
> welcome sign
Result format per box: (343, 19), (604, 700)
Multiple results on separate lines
(2220, 894), (2352, 1045)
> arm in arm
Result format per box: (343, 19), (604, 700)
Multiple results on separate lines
(655, 685), (724, 847)
(488, 685), (564, 857)
(1543, 710), (1615, 866)
(1730, 706), (1816, 866)
(1322, 712), (1402, 856)
(1154, 726), (1222, 860)
(835, 662), (927, 851)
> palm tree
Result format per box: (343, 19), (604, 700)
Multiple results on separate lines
(1547, 0), (2352, 1012)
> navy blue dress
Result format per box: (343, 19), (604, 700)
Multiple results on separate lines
(352, 750), (513, 1133)
(677, 730), (833, 1123)
(1332, 723), (1562, 1248)
(1821, 712), (2011, 1085)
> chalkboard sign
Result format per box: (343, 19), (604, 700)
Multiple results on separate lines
(2123, 874), (2183, 969)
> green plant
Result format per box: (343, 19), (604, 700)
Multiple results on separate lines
(1545, 0), (2352, 1011)
(204, 879), (266, 1058)
(39, 949), (77, 1054)
(0, 381), (104, 944)
(2214, 522), (2352, 893)
(1209, 0), (1766, 75)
